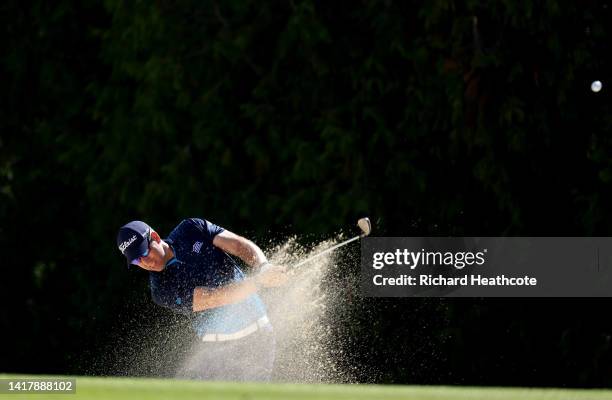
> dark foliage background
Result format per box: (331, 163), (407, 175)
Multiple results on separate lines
(1, 0), (612, 387)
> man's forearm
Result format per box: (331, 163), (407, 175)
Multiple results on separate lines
(235, 238), (268, 269)
(192, 280), (258, 311)
(212, 231), (268, 269)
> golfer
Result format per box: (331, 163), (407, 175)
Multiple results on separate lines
(116, 218), (287, 381)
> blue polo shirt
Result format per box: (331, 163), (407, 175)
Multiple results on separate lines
(148, 218), (267, 336)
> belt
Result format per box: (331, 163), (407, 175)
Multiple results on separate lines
(201, 315), (270, 342)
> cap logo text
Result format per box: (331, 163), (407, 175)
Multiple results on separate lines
(119, 235), (137, 254)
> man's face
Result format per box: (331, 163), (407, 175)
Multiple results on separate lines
(133, 231), (166, 272)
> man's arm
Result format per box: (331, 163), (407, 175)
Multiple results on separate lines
(192, 281), (257, 311)
(212, 230), (268, 269)
(213, 229), (287, 285)
(191, 229), (287, 312)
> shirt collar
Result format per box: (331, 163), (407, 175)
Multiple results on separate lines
(164, 240), (180, 268)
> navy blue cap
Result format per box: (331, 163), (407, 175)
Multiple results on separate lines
(116, 221), (151, 266)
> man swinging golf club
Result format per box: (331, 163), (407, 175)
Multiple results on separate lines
(116, 218), (288, 381)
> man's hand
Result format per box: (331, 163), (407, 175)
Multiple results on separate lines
(254, 264), (289, 287)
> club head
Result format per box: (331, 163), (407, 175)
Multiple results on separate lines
(357, 217), (372, 237)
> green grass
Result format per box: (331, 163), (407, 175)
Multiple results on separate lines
(1, 375), (611, 400)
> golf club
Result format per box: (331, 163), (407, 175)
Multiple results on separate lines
(290, 217), (372, 270)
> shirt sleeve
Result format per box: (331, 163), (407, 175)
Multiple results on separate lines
(187, 218), (225, 245)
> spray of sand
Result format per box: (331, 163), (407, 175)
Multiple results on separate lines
(262, 235), (355, 383)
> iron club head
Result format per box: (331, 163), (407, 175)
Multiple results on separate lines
(357, 217), (371, 237)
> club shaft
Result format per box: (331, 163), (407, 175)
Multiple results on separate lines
(291, 235), (361, 269)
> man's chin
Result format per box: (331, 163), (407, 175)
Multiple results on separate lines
(152, 263), (165, 272)
(141, 263), (164, 272)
